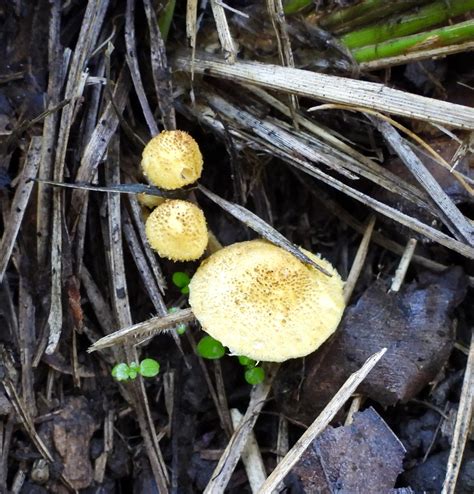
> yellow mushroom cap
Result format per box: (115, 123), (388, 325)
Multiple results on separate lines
(141, 131), (203, 190)
(145, 199), (208, 261)
(189, 240), (345, 362)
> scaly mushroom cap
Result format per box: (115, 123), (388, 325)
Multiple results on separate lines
(189, 240), (345, 362)
(141, 131), (203, 190)
(145, 200), (208, 261)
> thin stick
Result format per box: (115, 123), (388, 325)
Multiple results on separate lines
(441, 330), (474, 494)
(258, 348), (387, 493)
(210, 0), (237, 62)
(187, 333), (233, 438)
(214, 361), (234, 437)
(125, 0), (159, 136)
(37, 0), (63, 267)
(106, 138), (169, 493)
(203, 363), (279, 493)
(344, 395), (365, 426)
(230, 409), (267, 493)
(343, 215), (375, 303)
(373, 118), (474, 246)
(87, 308), (195, 352)
(390, 238), (418, 293)
(0, 137), (41, 282)
(143, 0), (176, 130)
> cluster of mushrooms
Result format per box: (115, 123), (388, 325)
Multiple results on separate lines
(141, 131), (346, 363)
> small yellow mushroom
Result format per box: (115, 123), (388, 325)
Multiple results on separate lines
(145, 199), (208, 261)
(141, 131), (203, 190)
(189, 240), (345, 362)
(137, 193), (165, 209)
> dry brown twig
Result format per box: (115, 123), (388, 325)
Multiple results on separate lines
(174, 54), (474, 129)
(203, 363), (280, 493)
(0, 137), (41, 283)
(441, 330), (474, 494)
(258, 348), (387, 493)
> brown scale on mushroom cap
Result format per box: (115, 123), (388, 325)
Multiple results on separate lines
(145, 199), (208, 261)
(141, 131), (203, 190)
(189, 240), (345, 362)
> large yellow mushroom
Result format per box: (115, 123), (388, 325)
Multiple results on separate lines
(189, 240), (345, 362)
(141, 130), (203, 190)
(145, 199), (208, 261)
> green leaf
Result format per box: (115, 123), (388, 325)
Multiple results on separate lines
(238, 356), (256, 367)
(196, 335), (225, 360)
(172, 271), (190, 289)
(111, 363), (130, 381)
(139, 358), (161, 377)
(244, 367), (265, 385)
(176, 323), (187, 335)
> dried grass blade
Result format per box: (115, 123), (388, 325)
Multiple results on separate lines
(105, 137), (169, 493)
(35, 179), (181, 199)
(210, 0), (237, 63)
(0, 137), (41, 283)
(125, 0), (159, 136)
(143, 0), (176, 129)
(230, 408), (267, 492)
(203, 363), (280, 493)
(204, 91), (433, 213)
(374, 118), (474, 246)
(197, 185), (332, 276)
(47, 0), (110, 355)
(441, 330), (474, 494)
(71, 64), (131, 215)
(174, 54), (474, 129)
(186, 0), (198, 82)
(37, 0), (63, 267)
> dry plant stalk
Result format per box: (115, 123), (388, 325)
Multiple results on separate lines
(230, 409), (267, 493)
(441, 331), (474, 494)
(258, 348), (387, 493)
(390, 238), (418, 293)
(0, 137), (41, 283)
(343, 215), (376, 303)
(203, 363), (280, 493)
(210, 0), (238, 62)
(173, 54), (474, 129)
(87, 308), (195, 352)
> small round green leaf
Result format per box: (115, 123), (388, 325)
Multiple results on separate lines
(244, 367), (265, 385)
(180, 285), (190, 295)
(172, 272), (190, 289)
(128, 361), (140, 373)
(197, 335), (225, 360)
(127, 368), (138, 379)
(176, 323), (187, 335)
(238, 356), (256, 367)
(111, 363), (130, 381)
(139, 358), (161, 378)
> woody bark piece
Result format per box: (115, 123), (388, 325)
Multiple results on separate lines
(292, 408), (405, 493)
(52, 397), (99, 490)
